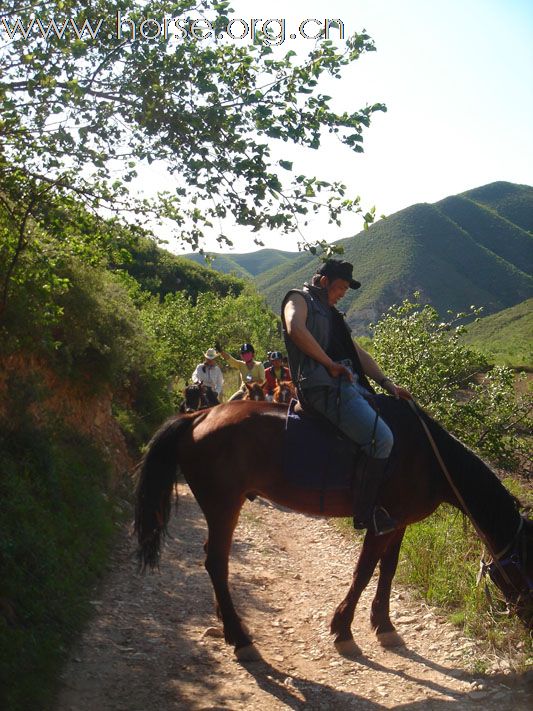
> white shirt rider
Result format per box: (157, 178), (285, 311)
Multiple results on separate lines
(191, 348), (224, 396)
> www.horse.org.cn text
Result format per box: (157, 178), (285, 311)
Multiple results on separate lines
(1, 14), (346, 47)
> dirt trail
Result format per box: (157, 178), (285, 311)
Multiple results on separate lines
(56, 484), (532, 710)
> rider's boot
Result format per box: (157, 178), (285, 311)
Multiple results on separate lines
(353, 455), (396, 536)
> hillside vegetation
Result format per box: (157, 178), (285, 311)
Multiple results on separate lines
(0, 205), (278, 710)
(463, 298), (533, 369)
(116, 237), (246, 300)
(186, 182), (533, 333)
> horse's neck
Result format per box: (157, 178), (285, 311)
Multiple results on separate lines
(433, 425), (520, 554)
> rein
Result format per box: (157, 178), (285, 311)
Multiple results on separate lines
(407, 399), (529, 600)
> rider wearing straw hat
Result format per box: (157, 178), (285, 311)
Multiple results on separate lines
(191, 348), (224, 399)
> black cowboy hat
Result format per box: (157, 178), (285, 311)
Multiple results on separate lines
(317, 260), (361, 290)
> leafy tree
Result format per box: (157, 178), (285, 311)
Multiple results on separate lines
(140, 286), (278, 385)
(0, 0), (385, 321)
(371, 296), (531, 468)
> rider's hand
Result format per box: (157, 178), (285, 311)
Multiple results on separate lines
(327, 361), (353, 382)
(383, 379), (412, 400)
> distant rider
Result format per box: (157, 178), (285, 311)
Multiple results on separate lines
(263, 351), (292, 400)
(219, 343), (265, 401)
(191, 348), (224, 402)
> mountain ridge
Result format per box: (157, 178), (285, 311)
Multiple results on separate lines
(183, 181), (533, 332)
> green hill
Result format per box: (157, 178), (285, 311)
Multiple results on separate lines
(184, 252), (251, 279)
(185, 248), (298, 278)
(458, 181), (533, 233)
(436, 194), (533, 274)
(178, 181), (533, 334)
(255, 182), (533, 332)
(116, 237), (246, 300)
(463, 298), (533, 369)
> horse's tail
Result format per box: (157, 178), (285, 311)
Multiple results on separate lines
(134, 414), (195, 571)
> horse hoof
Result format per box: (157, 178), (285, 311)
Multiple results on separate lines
(334, 638), (363, 658)
(377, 631), (405, 648)
(235, 643), (262, 662)
(202, 626), (224, 638)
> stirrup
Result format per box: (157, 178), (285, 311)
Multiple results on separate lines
(372, 506), (396, 536)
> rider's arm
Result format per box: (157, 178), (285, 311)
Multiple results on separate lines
(262, 368), (273, 393)
(354, 342), (411, 399)
(191, 365), (201, 383)
(220, 351), (241, 369)
(283, 293), (351, 380)
(354, 342), (387, 384)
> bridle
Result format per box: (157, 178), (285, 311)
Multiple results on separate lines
(477, 516), (533, 612)
(408, 399), (533, 609)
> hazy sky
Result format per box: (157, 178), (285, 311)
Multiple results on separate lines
(154, 0), (533, 253)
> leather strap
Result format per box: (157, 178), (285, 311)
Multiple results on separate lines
(407, 399), (517, 588)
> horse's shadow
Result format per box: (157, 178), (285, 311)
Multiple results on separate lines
(239, 651), (532, 710)
(240, 658), (380, 710)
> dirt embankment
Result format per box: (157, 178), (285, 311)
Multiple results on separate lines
(0, 353), (133, 482)
(55, 484), (532, 710)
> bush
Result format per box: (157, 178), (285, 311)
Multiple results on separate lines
(53, 260), (154, 387)
(372, 295), (531, 468)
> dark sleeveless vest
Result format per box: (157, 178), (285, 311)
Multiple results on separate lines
(281, 283), (373, 393)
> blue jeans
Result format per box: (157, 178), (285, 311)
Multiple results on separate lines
(302, 376), (394, 459)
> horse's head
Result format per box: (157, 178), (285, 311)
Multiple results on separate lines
(483, 516), (533, 628)
(244, 381), (265, 401)
(182, 383), (203, 412)
(182, 382), (219, 411)
(273, 380), (296, 405)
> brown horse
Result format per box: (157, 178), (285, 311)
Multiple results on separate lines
(228, 381), (265, 402)
(272, 380), (296, 404)
(242, 381), (266, 401)
(135, 397), (533, 661)
(179, 383), (219, 413)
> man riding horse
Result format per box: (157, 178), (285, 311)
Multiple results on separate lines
(282, 259), (411, 536)
(190, 347), (224, 402)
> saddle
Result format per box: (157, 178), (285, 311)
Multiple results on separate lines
(283, 399), (361, 492)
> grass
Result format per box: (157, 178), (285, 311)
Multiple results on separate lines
(397, 494), (532, 671)
(462, 298), (533, 370)
(0, 419), (129, 711)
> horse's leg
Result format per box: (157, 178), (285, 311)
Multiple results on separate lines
(330, 530), (395, 656)
(371, 527), (406, 647)
(202, 500), (261, 661)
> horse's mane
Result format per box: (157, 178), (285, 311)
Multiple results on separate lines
(376, 394), (522, 519)
(400, 398), (523, 524)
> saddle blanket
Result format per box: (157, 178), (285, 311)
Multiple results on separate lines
(283, 400), (357, 490)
